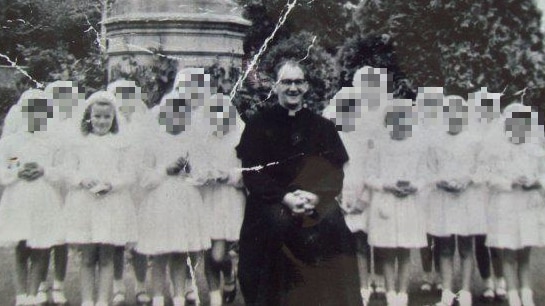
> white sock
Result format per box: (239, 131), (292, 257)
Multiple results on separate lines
(360, 287), (371, 303)
(520, 288), (535, 306)
(441, 289), (457, 304)
(113, 279), (125, 293)
(483, 277), (494, 289)
(53, 280), (64, 290)
(152, 296), (165, 306)
(38, 281), (49, 292)
(210, 290), (222, 305)
(172, 296), (186, 306)
(15, 294), (28, 306)
(508, 290), (522, 306)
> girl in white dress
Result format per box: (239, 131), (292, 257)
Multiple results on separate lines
(427, 96), (483, 306)
(195, 93), (245, 306)
(415, 86), (444, 293)
(352, 66), (391, 297)
(32, 80), (86, 305)
(136, 92), (211, 306)
(365, 99), (428, 306)
(478, 103), (545, 306)
(467, 88), (506, 301)
(0, 89), (64, 305)
(323, 86), (374, 305)
(170, 68), (213, 302)
(107, 79), (152, 305)
(63, 91), (137, 306)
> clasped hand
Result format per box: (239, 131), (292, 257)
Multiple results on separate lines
(513, 176), (541, 191)
(282, 189), (320, 215)
(166, 156), (191, 176)
(80, 178), (112, 196)
(17, 162), (44, 181)
(437, 180), (468, 193)
(384, 180), (417, 198)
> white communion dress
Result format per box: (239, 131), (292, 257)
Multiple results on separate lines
(0, 131), (65, 248)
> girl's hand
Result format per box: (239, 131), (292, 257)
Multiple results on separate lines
(80, 178), (99, 189)
(26, 166), (44, 181)
(175, 157), (191, 174)
(166, 163), (182, 176)
(17, 167), (32, 180)
(94, 183), (113, 196)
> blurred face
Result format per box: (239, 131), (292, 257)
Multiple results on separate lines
(333, 95), (361, 133)
(505, 112), (532, 144)
(274, 64), (308, 110)
(385, 108), (414, 141)
(52, 85), (84, 120)
(114, 85), (142, 121)
(176, 72), (211, 110)
(444, 97), (468, 135)
(354, 68), (387, 111)
(23, 98), (53, 132)
(159, 98), (191, 135)
(206, 94), (237, 135)
(91, 103), (115, 136)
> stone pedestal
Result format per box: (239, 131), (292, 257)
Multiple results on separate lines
(105, 0), (250, 74)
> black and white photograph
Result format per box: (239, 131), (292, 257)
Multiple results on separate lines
(2, 0), (545, 305)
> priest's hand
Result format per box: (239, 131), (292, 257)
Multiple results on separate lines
(282, 192), (308, 215)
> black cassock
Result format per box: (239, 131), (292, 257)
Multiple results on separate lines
(236, 104), (362, 306)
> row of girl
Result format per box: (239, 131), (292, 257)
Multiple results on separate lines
(0, 68), (245, 306)
(324, 66), (545, 306)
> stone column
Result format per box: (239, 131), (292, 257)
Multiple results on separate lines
(105, 0), (250, 75)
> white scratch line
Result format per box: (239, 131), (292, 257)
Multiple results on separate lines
(236, 160), (282, 172)
(0, 53), (44, 88)
(124, 43), (187, 62)
(298, 35), (317, 64)
(83, 14), (106, 52)
(229, 0), (299, 104)
(186, 255), (201, 305)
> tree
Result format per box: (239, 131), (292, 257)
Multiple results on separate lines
(347, 0), (545, 109)
(237, 0), (359, 55)
(0, 0), (106, 91)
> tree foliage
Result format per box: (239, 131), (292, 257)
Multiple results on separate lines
(0, 0), (105, 91)
(237, 0), (358, 55)
(348, 0), (545, 109)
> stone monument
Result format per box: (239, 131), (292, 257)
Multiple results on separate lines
(105, 0), (250, 74)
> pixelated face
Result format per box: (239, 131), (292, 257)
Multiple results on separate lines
(329, 92), (361, 132)
(505, 111), (532, 144)
(51, 83), (85, 119)
(90, 103), (115, 136)
(114, 85), (143, 120)
(176, 72), (211, 110)
(443, 97), (468, 135)
(158, 97), (191, 135)
(206, 95), (237, 134)
(385, 106), (415, 140)
(22, 98), (53, 132)
(469, 90), (501, 124)
(274, 64), (308, 110)
(416, 89), (444, 125)
(353, 67), (388, 111)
